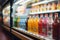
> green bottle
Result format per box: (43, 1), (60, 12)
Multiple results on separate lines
(14, 17), (18, 27)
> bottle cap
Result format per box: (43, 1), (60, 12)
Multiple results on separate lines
(40, 14), (43, 17)
(45, 14), (48, 17)
(49, 13), (53, 17)
(54, 13), (58, 18)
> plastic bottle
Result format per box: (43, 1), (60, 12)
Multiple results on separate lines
(20, 18), (27, 30)
(44, 4), (47, 11)
(47, 3), (51, 10)
(51, 2), (57, 10)
(57, 2), (60, 10)
(35, 0), (39, 3)
(58, 18), (60, 40)
(28, 16), (32, 32)
(42, 14), (49, 36)
(17, 17), (20, 28)
(14, 17), (18, 27)
(39, 5), (43, 12)
(31, 16), (35, 33)
(34, 15), (39, 35)
(38, 14), (43, 35)
(47, 13), (53, 39)
(52, 13), (59, 40)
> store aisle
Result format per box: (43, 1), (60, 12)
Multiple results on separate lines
(0, 26), (11, 40)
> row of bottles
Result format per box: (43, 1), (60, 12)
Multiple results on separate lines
(13, 16), (27, 30)
(13, 12), (60, 40)
(32, 0), (50, 3)
(32, 0), (41, 3)
(30, 2), (60, 13)
(27, 13), (60, 39)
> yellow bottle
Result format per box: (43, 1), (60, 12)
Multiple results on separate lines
(44, 4), (47, 11)
(40, 5), (43, 12)
(51, 2), (57, 10)
(17, 17), (20, 28)
(33, 15), (39, 35)
(35, 0), (39, 3)
(28, 16), (32, 32)
(31, 16), (35, 33)
(57, 2), (60, 10)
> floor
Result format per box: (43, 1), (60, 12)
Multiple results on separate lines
(0, 26), (11, 40)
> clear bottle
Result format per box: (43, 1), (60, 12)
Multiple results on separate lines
(42, 14), (49, 36)
(47, 13), (53, 39)
(44, 4), (47, 11)
(39, 5), (43, 12)
(47, 3), (51, 10)
(17, 17), (20, 28)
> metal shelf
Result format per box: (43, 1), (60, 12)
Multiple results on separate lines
(12, 27), (53, 40)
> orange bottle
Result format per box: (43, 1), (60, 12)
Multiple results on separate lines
(51, 2), (57, 10)
(31, 16), (35, 33)
(28, 16), (32, 32)
(33, 15), (39, 35)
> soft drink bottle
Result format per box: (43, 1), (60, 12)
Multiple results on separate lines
(38, 14), (43, 35)
(14, 17), (18, 27)
(19, 18), (26, 30)
(57, 1), (60, 10)
(22, 19), (27, 30)
(28, 16), (32, 32)
(33, 15), (39, 35)
(42, 14), (49, 36)
(58, 18), (60, 40)
(17, 17), (20, 28)
(51, 2), (57, 10)
(52, 13), (59, 40)
(31, 16), (35, 33)
(47, 13), (53, 39)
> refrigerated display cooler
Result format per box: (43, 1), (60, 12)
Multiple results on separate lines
(3, 0), (60, 40)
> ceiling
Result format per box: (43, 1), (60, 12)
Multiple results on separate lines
(0, 0), (9, 10)
(0, 0), (8, 6)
